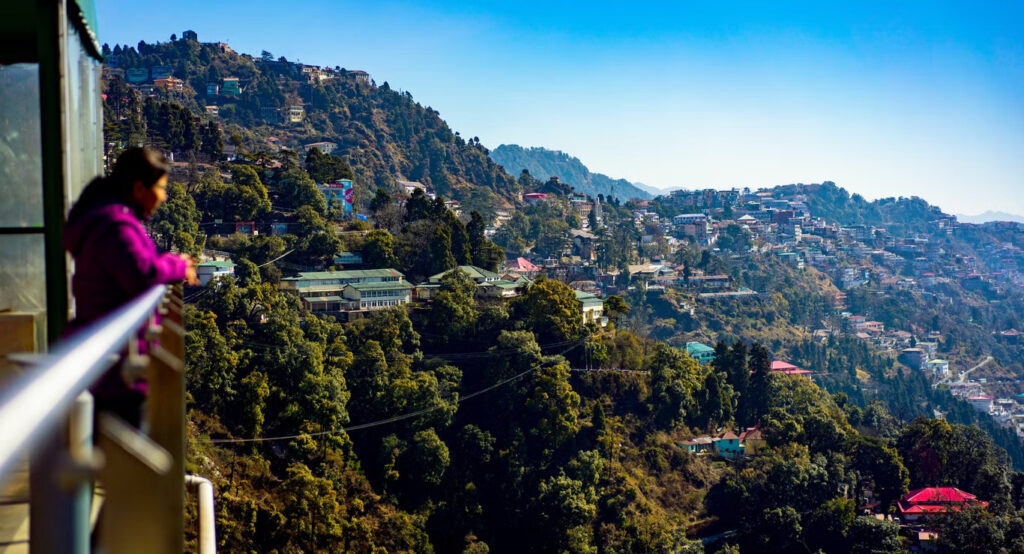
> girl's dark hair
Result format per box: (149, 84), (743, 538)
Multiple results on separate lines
(69, 147), (169, 220)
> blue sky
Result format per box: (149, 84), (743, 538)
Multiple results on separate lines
(98, 1), (1024, 215)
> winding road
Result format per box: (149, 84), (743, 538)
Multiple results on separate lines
(958, 355), (993, 383)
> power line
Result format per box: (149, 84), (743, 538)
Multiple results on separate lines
(232, 336), (581, 362)
(258, 249), (294, 267)
(201, 343), (580, 444)
(183, 249), (295, 303)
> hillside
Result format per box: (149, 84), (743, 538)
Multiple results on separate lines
(99, 34), (1024, 554)
(774, 182), (949, 234)
(490, 144), (651, 200)
(102, 36), (517, 212)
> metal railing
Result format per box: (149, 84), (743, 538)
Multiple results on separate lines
(0, 283), (215, 553)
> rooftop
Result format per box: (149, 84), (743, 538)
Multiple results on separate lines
(429, 265), (501, 283)
(198, 260), (235, 268)
(283, 268), (403, 281)
(347, 280), (413, 291)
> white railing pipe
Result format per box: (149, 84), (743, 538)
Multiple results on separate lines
(186, 474), (217, 554)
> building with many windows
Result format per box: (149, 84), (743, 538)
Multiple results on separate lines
(281, 269), (412, 314)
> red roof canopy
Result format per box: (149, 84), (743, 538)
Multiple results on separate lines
(771, 360), (798, 371)
(508, 257), (539, 271)
(903, 487), (977, 504)
(898, 487), (988, 516)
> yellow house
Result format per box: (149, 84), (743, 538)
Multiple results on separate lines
(739, 426), (765, 456)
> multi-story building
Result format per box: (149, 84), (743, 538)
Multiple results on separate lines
(281, 269), (412, 314)
(576, 290), (606, 326)
(222, 77), (240, 95)
(154, 76), (184, 93)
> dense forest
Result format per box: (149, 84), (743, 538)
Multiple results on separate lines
(101, 32), (1024, 552)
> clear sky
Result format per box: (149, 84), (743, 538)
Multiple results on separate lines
(98, 1), (1024, 215)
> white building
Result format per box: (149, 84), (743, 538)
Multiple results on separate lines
(196, 260), (235, 286)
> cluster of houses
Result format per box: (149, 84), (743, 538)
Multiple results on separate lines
(943, 383), (1024, 437)
(198, 258), (606, 325)
(101, 30), (371, 128)
(678, 427), (765, 459)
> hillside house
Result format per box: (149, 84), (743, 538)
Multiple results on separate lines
(287, 105), (304, 124)
(687, 274), (731, 290)
(570, 229), (597, 260)
(770, 360), (813, 376)
(153, 76), (184, 93)
(281, 269), (408, 313)
(341, 280), (413, 313)
(900, 348), (928, 370)
(303, 141), (338, 155)
(576, 290), (606, 326)
(679, 437), (715, 455)
(332, 252), (363, 266)
(417, 266), (528, 300)
(628, 264), (677, 287)
(739, 426), (766, 456)
(126, 67), (148, 82)
(715, 431), (743, 459)
(685, 342), (716, 364)
(897, 488), (987, 522)
(222, 77), (240, 95)
(397, 180), (427, 196)
(680, 427), (764, 458)
(196, 260), (235, 286)
(151, 66), (172, 80)
(926, 359), (950, 377)
(504, 257), (540, 277)
(524, 193), (548, 205)
(968, 395), (994, 413)
(348, 69), (370, 84)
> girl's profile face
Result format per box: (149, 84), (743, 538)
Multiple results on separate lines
(134, 174), (169, 217)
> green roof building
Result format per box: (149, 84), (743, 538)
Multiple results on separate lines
(685, 342), (716, 364)
(575, 290), (606, 327)
(428, 265), (501, 284)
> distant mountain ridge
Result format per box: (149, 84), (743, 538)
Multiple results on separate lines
(490, 144), (652, 200)
(956, 211), (1024, 224)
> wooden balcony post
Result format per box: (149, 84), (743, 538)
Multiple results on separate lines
(96, 414), (172, 554)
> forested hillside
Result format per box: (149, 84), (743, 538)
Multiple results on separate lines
(779, 182), (948, 234)
(490, 144), (651, 200)
(102, 36), (516, 212)
(101, 32), (1024, 553)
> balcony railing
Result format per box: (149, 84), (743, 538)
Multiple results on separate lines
(0, 284), (215, 553)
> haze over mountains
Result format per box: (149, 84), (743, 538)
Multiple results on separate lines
(955, 211), (1024, 224)
(490, 144), (653, 200)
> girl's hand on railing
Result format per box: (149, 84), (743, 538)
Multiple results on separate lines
(180, 255), (200, 286)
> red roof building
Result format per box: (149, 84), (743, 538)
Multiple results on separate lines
(770, 360), (813, 375)
(506, 257), (540, 273)
(897, 487), (987, 521)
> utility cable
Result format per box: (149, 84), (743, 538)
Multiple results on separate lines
(258, 249), (294, 267)
(201, 342), (577, 444)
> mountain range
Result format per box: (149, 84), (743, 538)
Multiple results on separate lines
(955, 211), (1024, 224)
(489, 144), (652, 200)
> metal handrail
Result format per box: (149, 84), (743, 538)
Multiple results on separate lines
(186, 475), (217, 554)
(0, 284), (168, 481)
